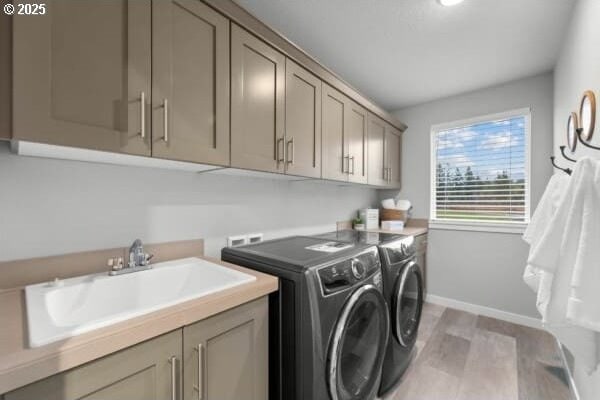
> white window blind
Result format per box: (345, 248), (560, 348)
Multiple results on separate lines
(431, 109), (530, 226)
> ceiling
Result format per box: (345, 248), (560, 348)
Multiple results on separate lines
(234, 0), (576, 110)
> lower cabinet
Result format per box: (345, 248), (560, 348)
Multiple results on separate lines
(183, 297), (268, 400)
(4, 297), (268, 400)
(4, 330), (182, 400)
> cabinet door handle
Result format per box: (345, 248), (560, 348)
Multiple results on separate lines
(140, 91), (146, 139)
(287, 137), (295, 165)
(194, 344), (205, 400)
(388, 167), (392, 182)
(383, 166), (387, 181)
(169, 356), (178, 400)
(276, 137), (285, 164)
(343, 156), (349, 174)
(163, 99), (169, 143)
(349, 156), (355, 175)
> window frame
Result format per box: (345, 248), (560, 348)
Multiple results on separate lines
(429, 108), (532, 234)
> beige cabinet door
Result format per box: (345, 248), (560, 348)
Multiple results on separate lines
(0, 8), (10, 140)
(285, 59), (322, 178)
(152, 0), (230, 165)
(12, 0), (151, 155)
(386, 128), (402, 188)
(231, 24), (285, 173)
(5, 330), (182, 400)
(183, 297), (268, 400)
(346, 100), (368, 184)
(367, 113), (387, 186)
(322, 83), (349, 182)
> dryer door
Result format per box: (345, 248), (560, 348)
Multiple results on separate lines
(328, 284), (389, 400)
(393, 261), (423, 347)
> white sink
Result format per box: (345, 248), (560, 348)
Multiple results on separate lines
(25, 257), (256, 347)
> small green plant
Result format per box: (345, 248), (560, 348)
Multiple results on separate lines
(353, 212), (363, 226)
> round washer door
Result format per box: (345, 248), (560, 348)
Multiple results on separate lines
(328, 284), (389, 400)
(393, 261), (424, 347)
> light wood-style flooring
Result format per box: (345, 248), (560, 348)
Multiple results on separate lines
(384, 303), (572, 400)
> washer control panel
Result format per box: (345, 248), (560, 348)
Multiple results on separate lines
(383, 237), (416, 265)
(318, 248), (380, 295)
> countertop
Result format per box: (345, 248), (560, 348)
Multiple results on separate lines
(364, 226), (428, 237)
(0, 257), (278, 394)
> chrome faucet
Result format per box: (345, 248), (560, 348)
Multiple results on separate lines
(108, 239), (153, 276)
(128, 239), (147, 268)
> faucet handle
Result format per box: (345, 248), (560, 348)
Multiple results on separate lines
(142, 253), (154, 266)
(108, 257), (124, 272)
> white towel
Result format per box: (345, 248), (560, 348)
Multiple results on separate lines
(522, 173), (569, 295)
(566, 161), (600, 333)
(527, 158), (600, 371)
(394, 199), (411, 211)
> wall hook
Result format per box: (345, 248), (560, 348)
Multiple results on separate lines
(576, 128), (600, 151)
(550, 156), (572, 175)
(559, 145), (577, 162)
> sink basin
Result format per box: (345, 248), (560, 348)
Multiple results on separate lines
(25, 257), (256, 347)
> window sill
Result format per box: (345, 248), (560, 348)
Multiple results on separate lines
(428, 219), (527, 234)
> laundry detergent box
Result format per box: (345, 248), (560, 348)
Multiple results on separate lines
(359, 208), (379, 230)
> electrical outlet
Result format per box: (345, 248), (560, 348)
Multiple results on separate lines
(247, 233), (264, 244)
(227, 235), (248, 247)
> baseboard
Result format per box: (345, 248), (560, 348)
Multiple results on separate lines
(425, 294), (542, 329)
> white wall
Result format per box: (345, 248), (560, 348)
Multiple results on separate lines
(386, 72), (554, 319)
(0, 142), (377, 261)
(553, 1), (600, 398)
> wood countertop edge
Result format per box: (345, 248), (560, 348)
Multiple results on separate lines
(363, 227), (429, 236)
(0, 259), (278, 394)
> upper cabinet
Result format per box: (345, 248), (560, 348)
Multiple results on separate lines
(231, 24), (286, 173)
(12, 0), (152, 156)
(346, 100), (368, 184)
(322, 83), (368, 183)
(284, 59), (322, 178)
(367, 113), (388, 187)
(386, 128), (402, 188)
(152, 0), (230, 165)
(322, 83), (348, 182)
(367, 112), (402, 188)
(0, 9), (11, 140)
(6, 0), (405, 187)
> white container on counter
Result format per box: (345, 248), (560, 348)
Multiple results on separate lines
(359, 208), (379, 230)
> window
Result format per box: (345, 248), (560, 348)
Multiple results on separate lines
(430, 108), (530, 233)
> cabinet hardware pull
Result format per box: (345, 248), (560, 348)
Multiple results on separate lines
(169, 356), (178, 400)
(276, 137), (285, 164)
(163, 99), (169, 143)
(383, 167), (387, 181)
(287, 138), (295, 165)
(388, 167), (392, 182)
(194, 344), (205, 400)
(343, 156), (349, 174)
(140, 92), (146, 139)
(349, 156), (355, 175)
